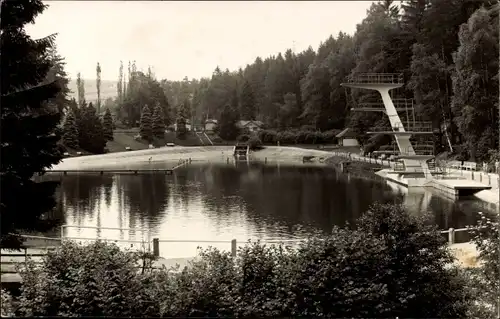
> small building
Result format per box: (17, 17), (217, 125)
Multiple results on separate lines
(237, 120), (264, 133)
(204, 119), (218, 132)
(336, 128), (359, 147)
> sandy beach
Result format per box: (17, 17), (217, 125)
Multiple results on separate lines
(50, 145), (334, 171)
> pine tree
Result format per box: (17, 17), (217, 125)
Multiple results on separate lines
(218, 103), (239, 140)
(240, 80), (256, 120)
(78, 102), (106, 153)
(152, 103), (165, 138)
(103, 108), (114, 141)
(140, 105), (153, 142)
(62, 111), (79, 148)
(46, 45), (70, 115)
(1, 0), (64, 247)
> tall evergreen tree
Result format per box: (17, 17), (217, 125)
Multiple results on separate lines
(218, 103), (239, 140)
(102, 108), (114, 141)
(140, 105), (153, 142)
(78, 102), (106, 153)
(240, 80), (256, 120)
(1, 0), (64, 247)
(45, 45), (70, 115)
(152, 103), (165, 138)
(96, 62), (101, 113)
(76, 72), (85, 107)
(117, 61), (123, 102)
(62, 111), (79, 148)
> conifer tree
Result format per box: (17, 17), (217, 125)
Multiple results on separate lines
(62, 111), (79, 148)
(78, 102), (106, 153)
(140, 105), (153, 142)
(152, 103), (165, 138)
(103, 108), (114, 141)
(1, 0), (65, 247)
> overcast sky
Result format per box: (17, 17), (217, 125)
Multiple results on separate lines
(26, 1), (374, 82)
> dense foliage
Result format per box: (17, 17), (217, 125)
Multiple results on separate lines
(467, 212), (500, 318)
(9, 203), (475, 317)
(150, 0), (498, 160)
(62, 111), (79, 148)
(0, 0), (64, 247)
(76, 102), (107, 154)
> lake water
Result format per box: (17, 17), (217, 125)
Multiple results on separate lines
(42, 162), (495, 258)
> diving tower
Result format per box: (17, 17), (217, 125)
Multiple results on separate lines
(341, 73), (434, 186)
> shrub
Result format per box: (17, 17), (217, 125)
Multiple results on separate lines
(467, 212), (500, 318)
(237, 134), (250, 142)
(16, 241), (159, 317)
(247, 136), (263, 150)
(1, 288), (14, 317)
(258, 129), (277, 144)
(13, 204), (473, 318)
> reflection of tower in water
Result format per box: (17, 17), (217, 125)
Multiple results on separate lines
(386, 181), (432, 214)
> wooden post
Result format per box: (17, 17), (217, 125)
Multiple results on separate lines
(231, 239), (237, 257)
(448, 228), (455, 245)
(265, 157), (267, 164)
(153, 238), (159, 257)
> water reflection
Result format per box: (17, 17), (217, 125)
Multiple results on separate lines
(42, 163), (495, 257)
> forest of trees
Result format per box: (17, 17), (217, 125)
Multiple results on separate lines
(56, 0), (499, 161)
(110, 0), (497, 161)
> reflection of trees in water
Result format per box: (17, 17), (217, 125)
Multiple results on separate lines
(114, 174), (169, 229)
(59, 175), (113, 227)
(196, 165), (244, 221)
(192, 164), (398, 236)
(238, 166), (397, 233)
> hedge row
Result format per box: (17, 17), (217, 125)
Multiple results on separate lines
(256, 129), (339, 145)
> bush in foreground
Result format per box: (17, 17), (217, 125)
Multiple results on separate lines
(466, 212), (500, 318)
(13, 204), (473, 317)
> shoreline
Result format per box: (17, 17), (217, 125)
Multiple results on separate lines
(50, 145), (499, 206)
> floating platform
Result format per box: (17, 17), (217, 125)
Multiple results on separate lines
(426, 179), (491, 199)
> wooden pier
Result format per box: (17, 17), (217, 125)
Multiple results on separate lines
(44, 159), (191, 176)
(46, 169), (174, 175)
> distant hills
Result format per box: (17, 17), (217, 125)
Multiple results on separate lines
(67, 79), (118, 103)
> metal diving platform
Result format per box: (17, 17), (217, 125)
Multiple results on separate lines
(367, 121), (434, 135)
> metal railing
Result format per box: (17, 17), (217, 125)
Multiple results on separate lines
(2, 225), (489, 270)
(368, 121), (433, 133)
(354, 98), (415, 111)
(440, 226), (489, 245)
(60, 225), (152, 251)
(346, 73), (404, 84)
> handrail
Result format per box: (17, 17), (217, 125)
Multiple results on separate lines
(346, 73), (404, 84)
(62, 225), (149, 232)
